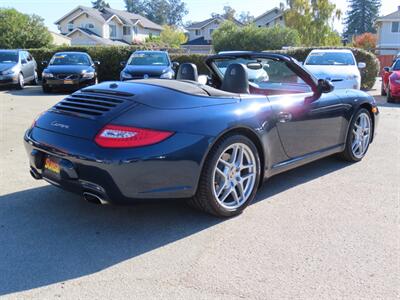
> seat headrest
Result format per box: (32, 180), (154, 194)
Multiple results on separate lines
(177, 63), (198, 82)
(221, 63), (249, 94)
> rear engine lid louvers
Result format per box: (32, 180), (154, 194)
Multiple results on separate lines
(52, 91), (135, 119)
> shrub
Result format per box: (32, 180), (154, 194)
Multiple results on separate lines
(352, 33), (377, 50)
(212, 21), (300, 53)
(270, 47), (379, 90)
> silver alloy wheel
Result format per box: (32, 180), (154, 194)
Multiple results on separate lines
(212, 143), (257, 210)
(18, 73), (24, 88)
(351, 112), (371, 158)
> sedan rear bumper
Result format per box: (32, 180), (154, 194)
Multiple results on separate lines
(24, 127), (210, 203)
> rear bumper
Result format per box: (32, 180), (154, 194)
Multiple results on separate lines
(24, 127), (209, 203)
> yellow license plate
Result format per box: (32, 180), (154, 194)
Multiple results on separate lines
(44, 158), (60, 174)
(64, 80), (74, 84)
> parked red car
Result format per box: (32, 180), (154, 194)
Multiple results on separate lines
(381, 59), (400, 103)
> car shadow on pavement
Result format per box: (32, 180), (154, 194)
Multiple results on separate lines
(0, 156), (351, 296)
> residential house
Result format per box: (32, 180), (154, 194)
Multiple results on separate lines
(375, 6), (400, 55)
(253, 7), (285, 28)
(54, 6), (163, 46)
(182, 16), (242, 54)
(49, 31), (71, 46)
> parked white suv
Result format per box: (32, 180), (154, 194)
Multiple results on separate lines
(303, 49), (365, 90)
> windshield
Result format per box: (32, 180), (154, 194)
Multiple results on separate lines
(128, 52), (169, 66)
(213, 57), (313, 95)
(305, 52), (355, 66)
(0, 52), (18, 64)
(393, 60), (400, 71)
(50, 53), (91, 66)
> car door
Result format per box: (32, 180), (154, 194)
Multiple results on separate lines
(20, 52), (33, 80)
(252, 59), (347, 158)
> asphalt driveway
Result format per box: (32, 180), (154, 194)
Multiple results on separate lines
(0, 84), (399, 299)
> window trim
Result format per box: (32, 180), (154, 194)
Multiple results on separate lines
(391, 21), (399, 33)
(123, 25), (131, 36)
(67, 23), (74, 32)
(195, 29), (201, 36)
(109, 24), (117, 38)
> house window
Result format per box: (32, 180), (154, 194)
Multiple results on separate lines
(67, 23), (74, 32)
(123, 26), (131, 35)
(133, 26), (138, 35)
(392, 22), (399, 33)
(195, 29), (200, 36)
(209, 29), (214, 35)
(86, 23), (94, 29)
(109, 24), (117, 38)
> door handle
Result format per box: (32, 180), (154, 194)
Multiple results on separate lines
(277, 112), (292, 123)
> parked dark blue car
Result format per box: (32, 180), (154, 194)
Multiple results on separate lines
(24, 51), (379, 217)
(120, 50), (178, 81)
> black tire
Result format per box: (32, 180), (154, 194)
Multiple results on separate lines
(387, 84), (394, 103)
(381, 82), (386, 96)
(16, 73), (24, 90)
(187, 134), (261, 217)
(339, 108), (372, 162)
(42, 84), (52, 93)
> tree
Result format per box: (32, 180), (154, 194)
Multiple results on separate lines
(124, 0), (188, 26)
(344, 0), (381, 37)
(159, 25), (187, 48)
(238, 11), (255, 24)
(212, 21), (300, 52)
(352, 32), (377, 50)
(0, 8), (52, 49)
(284, 0), (342, 46)
(92, 0), (110, 9)
(211, 5), (237, 21)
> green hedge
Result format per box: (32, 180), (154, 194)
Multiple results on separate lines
(269, 47), (380, 90)
(27, 46), (378, 90)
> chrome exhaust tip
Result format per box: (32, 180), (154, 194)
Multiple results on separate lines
(83, 192), (108, 205)
(30, 169), (42, 180)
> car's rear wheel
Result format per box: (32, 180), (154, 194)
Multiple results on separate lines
(16, 73), (24, 90)
(188, 135), (261, 217)
(387, 84), (394, 103)
(381, 81), (387, 96)
(339, 108), (372, 162)
(31, 71), (39, 85)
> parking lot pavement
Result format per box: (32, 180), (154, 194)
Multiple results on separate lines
(0, 86), (399, 299)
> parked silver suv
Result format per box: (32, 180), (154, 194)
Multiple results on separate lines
(0, 50), (38, 89)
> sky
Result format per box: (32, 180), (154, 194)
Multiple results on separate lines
(0, 0), (396, 34)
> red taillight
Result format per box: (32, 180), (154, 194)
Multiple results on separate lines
(95, 125), (174, 148)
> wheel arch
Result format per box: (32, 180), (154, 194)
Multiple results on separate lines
(198, 126), (266, 191)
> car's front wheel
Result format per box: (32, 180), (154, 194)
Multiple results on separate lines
(340, 108), (372, 162)
(188, 135), (261, 217)
(387, 84), (394, 103)
(31, 71), (39, 85)
(16, 73), (24, 90)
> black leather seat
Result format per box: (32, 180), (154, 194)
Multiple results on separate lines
(221, 63), (249, 94)
(176, 63), (198, 81)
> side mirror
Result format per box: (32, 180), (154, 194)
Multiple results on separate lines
(383, 66), (391, 72)
(41, 61), (48, 66)
(358, 62), (366, 69)
(93, 61), (100, 66)
(172, 61), (180, 69)
(317, 79), (334, 94)
(21, 59), (27, 64)
(120, 61), (127, 67)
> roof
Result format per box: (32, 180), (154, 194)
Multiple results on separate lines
(186, 16), (242, 30)
(182, 37), (211, 45)
(55, 6), (163, 31)
(376, 8), (400, 22)
(49, 31), (71, 40)
(254, 7), (284, 22)
(67, 28), (130, 46)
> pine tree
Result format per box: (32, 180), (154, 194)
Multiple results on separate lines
(344, 0), (381, 37)
(92, 0), (110, 10)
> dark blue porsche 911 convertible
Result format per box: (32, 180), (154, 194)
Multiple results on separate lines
(24, 51), (379, 217)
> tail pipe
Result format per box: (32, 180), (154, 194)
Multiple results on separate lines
(83, 192), (109, 205)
